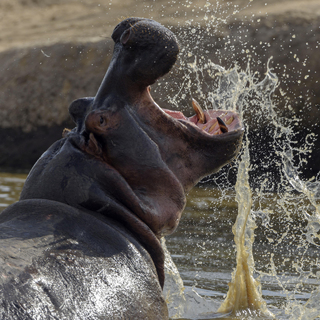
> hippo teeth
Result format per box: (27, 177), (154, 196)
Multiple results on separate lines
(161, 106), (240, 136)
(217, 117), (229, 133)
(225, 116), (234, 125)
(192, 98), (206, 124)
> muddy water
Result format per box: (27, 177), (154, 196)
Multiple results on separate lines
(1, 172), (319, 319)
(0, 172), (26, 210)
(164, 186), (320, 320)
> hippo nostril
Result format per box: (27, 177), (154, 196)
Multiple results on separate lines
(111, 17), (144, 43)
(120, 29), (131, 45)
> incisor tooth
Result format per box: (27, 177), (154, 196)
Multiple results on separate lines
(225, 116), (234, 125)
(192, 98), (206, 124)
(208, 121), (218, 133)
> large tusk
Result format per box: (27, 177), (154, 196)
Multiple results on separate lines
(217, 117), (228, 133)
(192, 98), (206, 124)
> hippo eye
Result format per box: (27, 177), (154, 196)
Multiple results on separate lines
(100, 116), (105, 125)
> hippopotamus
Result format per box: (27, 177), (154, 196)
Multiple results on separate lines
(0, 18), (243, 319)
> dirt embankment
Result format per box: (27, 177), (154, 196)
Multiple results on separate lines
(0, 0), (319, 172)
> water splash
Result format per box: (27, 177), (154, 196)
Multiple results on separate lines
(154, 0), (320, 316)
(281, 152), (320, 320)
(218, 141), (273, 318)
(163, 56), (318, 320)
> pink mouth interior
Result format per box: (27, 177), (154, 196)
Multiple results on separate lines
(163, 109), (241, 135)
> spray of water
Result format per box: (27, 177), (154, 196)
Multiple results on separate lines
(158, 1), (319, 318)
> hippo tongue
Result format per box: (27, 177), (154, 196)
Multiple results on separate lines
(191, 98), (229, 132)
(163, 98), (235, 135)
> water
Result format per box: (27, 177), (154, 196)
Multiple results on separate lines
(0, 173), (26, 210)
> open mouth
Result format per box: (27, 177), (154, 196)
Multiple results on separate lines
(163, 98), (243, 136)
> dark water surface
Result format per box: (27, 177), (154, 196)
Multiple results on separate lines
(1, 172), (319, 319)
(165, 186), (320, 319)
(0, 172), (26, 210)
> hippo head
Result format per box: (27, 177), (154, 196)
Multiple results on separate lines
(67, 18), (244, 237)
(21, 18), (243, 287)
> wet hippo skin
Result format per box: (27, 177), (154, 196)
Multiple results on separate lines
(0, 18), (244, 319)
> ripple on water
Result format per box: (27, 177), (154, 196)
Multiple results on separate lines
(0, 172), (27, 211)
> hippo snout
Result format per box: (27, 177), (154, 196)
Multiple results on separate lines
(111, 18), (179, 86)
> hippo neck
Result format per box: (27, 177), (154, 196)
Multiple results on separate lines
(72, 135), (168, 287)
(93, 193), (166, 288)
(20, 135), (167, 287)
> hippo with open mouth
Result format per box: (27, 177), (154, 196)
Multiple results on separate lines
(0, 18), (243, 319)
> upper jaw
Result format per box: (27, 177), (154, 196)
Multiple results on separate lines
(162, 106), (243, 139)
(143, 87), (244, 139)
